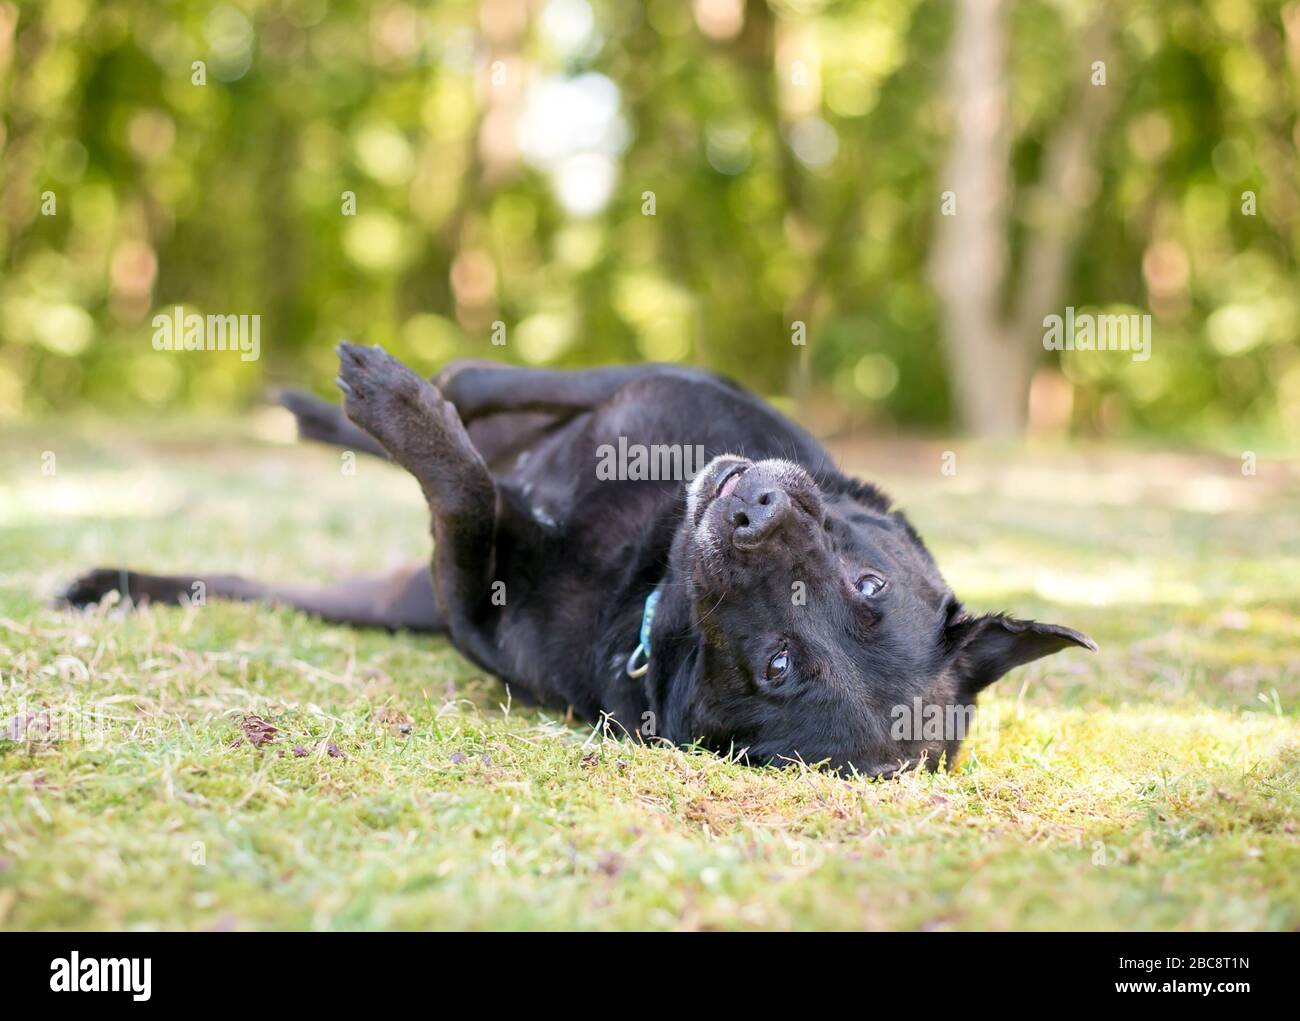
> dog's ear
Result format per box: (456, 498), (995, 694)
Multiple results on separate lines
(945, 609), (1096, 697)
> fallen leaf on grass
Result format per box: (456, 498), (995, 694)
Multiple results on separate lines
(230, 714), (278, 748)
(372, 706), (413, 735)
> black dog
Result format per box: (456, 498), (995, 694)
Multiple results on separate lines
(63, 346), (1094, 774)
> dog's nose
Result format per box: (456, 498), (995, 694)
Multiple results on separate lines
(728, 485), (791, 548)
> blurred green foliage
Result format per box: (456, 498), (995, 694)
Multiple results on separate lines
(0, 0), (1297, 445)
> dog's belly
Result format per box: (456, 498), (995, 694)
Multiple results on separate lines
(486, 416), (681, 715)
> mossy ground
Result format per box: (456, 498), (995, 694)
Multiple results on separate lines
(1, 418), (1297, 930)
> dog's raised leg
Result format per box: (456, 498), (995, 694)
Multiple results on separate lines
(335, 343), (501, 669)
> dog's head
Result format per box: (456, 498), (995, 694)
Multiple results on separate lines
(649, 455), (1095, 776)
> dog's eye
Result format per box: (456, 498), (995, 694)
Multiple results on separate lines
(856, 573), (887, 597)
(765, 647), (791, 684)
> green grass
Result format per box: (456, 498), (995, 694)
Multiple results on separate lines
(1, 417), (1298, 930)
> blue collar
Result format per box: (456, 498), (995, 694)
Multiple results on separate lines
(624, 589), (661, 679)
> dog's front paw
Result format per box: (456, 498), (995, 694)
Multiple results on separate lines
(335, 342), (453, 455)
(59, 567), (130, 608)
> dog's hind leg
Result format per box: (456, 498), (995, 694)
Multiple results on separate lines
(60, 562), (442, 631)
(334, 343), (501, 669)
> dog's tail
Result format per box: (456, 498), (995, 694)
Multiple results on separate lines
(275, 388), (389, 459)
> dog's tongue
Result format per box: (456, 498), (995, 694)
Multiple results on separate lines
(720, 471), (743, 499)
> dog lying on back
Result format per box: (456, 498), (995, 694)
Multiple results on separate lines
(64, 347), (1094, 775)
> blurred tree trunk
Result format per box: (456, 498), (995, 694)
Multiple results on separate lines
(929, 0), (1113, 437)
